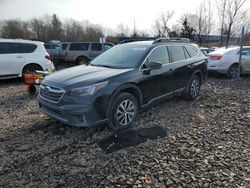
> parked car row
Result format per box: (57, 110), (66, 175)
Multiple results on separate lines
(207, 46), (250, 78)
(44, 41), (114, 64)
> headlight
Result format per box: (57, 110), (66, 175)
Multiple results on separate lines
(69, 81), (108, 96)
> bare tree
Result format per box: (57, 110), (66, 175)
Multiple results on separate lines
(217, 0), (227, 46)
(184, 0), (214, 45)
(116, 24), (130, 37)
(63, 19), (85, 41)
(223, 0), (248, 47)
(1, 19), (32, 39)
(153, 10), (175, 37)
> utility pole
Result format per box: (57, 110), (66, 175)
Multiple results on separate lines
(133, 18), (136, 37)
(238, 26), (245, 79)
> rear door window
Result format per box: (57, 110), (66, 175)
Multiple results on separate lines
(91, 43), (102, 51)
(18, 43), (37, 53)
(168, 46), (186, 62)
(0, 43), (21, 54)
(242, 48), (250, 56)
(69, 43), (89, 51)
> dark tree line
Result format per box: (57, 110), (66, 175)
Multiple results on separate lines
(0, 14), (104, 42)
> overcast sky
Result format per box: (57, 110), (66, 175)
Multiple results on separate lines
(0, 0), (249, 33)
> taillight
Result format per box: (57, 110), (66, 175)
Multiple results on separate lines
(45, 54), (51, 61)
(210, 56), (222, 60)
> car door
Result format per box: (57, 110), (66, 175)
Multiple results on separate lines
(139, 45), (175, 103)
(241, 48), (250, 73)
(0, 42), (24, 76)
(89, 43), (102, 60)
(166, 45), (189, 92)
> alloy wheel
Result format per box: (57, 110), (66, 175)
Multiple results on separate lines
(116, 99), (135, 126)
(230, 66), (239, 78)
(191, 79), (200, 98)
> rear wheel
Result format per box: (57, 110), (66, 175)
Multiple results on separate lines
(108, 93), (139, 131)
(227, 64), (240, 79)
(77, 56), (89, 65)
(183, 75), (201, 100)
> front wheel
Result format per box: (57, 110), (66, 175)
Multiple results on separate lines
(22, 64), (42, 78)
(183, 75), (201, 100)
(108, 93), (139, 131)
(77, 57), (89, 65)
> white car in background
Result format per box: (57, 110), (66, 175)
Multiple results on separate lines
(207, 46), (250, 78)
(0, 39), (55, 78)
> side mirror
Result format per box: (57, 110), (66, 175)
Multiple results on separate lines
(148, 61), (162, 70)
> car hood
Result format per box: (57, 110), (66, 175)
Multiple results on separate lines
(42, 65), (130, 88)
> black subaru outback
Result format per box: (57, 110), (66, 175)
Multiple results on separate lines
(38, 38), (207, 131)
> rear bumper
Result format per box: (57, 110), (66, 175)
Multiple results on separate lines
(207, 66), (228, 74)
(38, 96), (108, 127)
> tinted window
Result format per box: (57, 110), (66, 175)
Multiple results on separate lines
(44, 44), (57, 49)
(104, 43), (114, 48)
(91, 43), (102, 51)
(242, 48), (250, 56)
(104, 45), (112, 51)
(44, 44), (50, 49)
(0, 43), (20, 54)
(62, 43), (68, 50)
(186, 46), (198, 57)
(168, 46), (185, 62)
(18, 43), (37, 53)
(148, 46), (169, 64)
(69, 43), (89, 51)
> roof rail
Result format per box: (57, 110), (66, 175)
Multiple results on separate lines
(152, 37), (191, 44)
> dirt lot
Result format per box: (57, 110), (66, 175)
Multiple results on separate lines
(0, 75), (250, 187)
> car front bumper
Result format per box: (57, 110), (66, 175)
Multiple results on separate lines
(38, 97), (108, 127)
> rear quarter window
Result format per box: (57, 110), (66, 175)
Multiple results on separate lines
(185, 46), (199, 57)
(69, 43), (89, 51)
(18, 43), (37, 53)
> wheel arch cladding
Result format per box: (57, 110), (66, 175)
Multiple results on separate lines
(107, 83), (143, 117)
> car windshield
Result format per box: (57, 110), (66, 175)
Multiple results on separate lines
(90, 44), (149, 69)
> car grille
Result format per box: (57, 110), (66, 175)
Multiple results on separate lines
(40, 84), (65, 103)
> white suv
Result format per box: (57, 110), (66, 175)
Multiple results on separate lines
(207, 46), (250, 78)
(0, 39), (55, 78)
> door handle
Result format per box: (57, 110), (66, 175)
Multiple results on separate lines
(17, 55), (23, 58)
(169, 69), (175, 74)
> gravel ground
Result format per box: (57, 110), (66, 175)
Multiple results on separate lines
(0, 75), (250, 187)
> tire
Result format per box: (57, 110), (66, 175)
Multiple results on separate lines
(183, 75), (201, 100)
(22, 64), (42, 76)
(227, 64), (240, 79)
(77, 56), (89, 65)
(108, 92), (139, 131)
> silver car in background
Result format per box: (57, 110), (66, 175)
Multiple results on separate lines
(207, 46), (250, 78)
